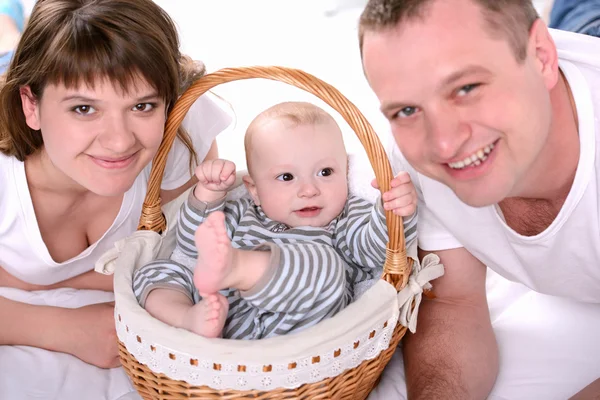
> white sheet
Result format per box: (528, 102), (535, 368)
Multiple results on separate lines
(0, 287), (141, 400)
(3, 270), (600, 400)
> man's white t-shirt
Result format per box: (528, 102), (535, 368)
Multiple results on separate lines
(391, 29), (600, 303)
(0, 94), (232, 285)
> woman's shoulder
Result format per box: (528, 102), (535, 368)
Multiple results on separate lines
(181, 93), (233, 134)
(162, 93), (234, 191)
(0, 152), (19, 189)
(0, 152), (22, 218)
(0, 151), (15, 164)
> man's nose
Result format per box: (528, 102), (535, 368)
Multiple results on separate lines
(425, 107), (471, 161)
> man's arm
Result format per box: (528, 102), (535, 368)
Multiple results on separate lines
(570, 378), (600, 400)
(404, 247), (498, 399)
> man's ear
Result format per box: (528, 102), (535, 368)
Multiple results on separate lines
(242, 175), (260, 205)
(19, 86), (41, 130)
(528, 19), (559, 89)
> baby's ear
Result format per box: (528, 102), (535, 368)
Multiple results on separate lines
(242, 175), (260, 205)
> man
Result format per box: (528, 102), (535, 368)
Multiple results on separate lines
(360, 0), (600, 398)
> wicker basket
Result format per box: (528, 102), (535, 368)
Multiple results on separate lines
(118, 66), (414, 399)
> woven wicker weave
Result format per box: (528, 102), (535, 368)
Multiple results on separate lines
(120, 66), (414, 399)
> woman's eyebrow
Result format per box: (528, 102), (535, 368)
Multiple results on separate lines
(60, 95), (98, 103)
(136, 92), (161, 102)
(60, 92), (160, 103)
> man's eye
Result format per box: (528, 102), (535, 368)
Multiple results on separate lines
(73, 105), (96, 115)
(457, 84), (480, 97)
(396, 106), (419, 119)
(132, 103), (155, 112)
(276, 173), (294, 181)
(318, 168), (333, 177)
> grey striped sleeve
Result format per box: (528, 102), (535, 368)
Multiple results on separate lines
(174, 189), (227, 257)
(335, 195), (418, 269)
(221, 197), (253, 238)
(401, 209), (418, 247)
(175, 191), (254, 258)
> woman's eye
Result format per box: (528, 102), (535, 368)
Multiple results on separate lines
(276, 173), (294, 181)
(73, 105), (96, 115)
(133, 103), (155, 112)
(395, 106), (419, 119)
(318, 168), (333, 177)
(457, 84), (480, 97)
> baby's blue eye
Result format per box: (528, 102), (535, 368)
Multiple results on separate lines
(276, 173), (294, 181)
(318, 168), (333, 177)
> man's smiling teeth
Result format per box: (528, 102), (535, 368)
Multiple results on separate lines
(448, 143), (495, 169)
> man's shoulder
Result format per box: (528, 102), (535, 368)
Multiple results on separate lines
(551, 28), (600, 52)
(552, 28), (600, 74)
(387, 141), (424, 191)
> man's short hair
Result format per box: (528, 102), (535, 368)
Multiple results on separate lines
(359, 0), (539, 62)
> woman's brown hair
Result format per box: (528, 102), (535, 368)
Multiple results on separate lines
(0, 0), (202, 166)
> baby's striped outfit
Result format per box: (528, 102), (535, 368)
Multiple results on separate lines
(133, 190), (417, 339)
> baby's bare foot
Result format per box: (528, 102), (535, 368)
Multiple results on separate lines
(194, 212), (234, 293)
(182, 293), (229, 338)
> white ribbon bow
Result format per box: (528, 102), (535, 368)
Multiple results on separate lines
(397, 253), (445, 333)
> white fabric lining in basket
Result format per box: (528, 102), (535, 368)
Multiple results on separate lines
(97, 154), (427, 391)
(114, 281), (398, 390)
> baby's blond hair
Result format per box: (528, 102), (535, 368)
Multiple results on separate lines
(244, 102), (340, 172)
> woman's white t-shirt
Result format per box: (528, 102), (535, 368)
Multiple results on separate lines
(391, 29), (600, 303)
(0, 94), (232, 285)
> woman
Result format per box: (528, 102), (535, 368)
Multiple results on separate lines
(0, 0), (231, 397)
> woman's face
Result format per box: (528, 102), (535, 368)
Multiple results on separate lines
(21, 75), (166, 197)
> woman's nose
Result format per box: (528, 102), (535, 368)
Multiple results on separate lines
(98, 113), (136, 153)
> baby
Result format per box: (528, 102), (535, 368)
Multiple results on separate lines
(133, 102), (417, 340)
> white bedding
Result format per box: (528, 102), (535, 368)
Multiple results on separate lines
(0, 287), (140, 400)
(2, 270), (600, 400)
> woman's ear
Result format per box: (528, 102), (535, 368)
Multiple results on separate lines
(20, 86), (41, 130)
(242, 175), (260, 205)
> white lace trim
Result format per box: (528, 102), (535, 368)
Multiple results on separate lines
(116, 305), (398, 391)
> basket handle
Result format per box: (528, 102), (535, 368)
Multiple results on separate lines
(138, 66), (412, 289)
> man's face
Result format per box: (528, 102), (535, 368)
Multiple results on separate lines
(362, 0), (556, 207)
